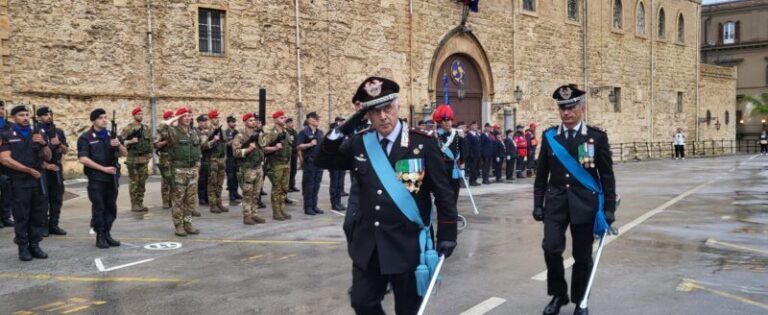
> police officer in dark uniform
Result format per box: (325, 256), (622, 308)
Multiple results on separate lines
(433, 104), (466, 202)
(328, 116), (348, 211)
(0, 105), (52, 261)
(533, 85), (616, 315)
(77, 108), (128, 249)
(224, 115), (242, 204)
(296, 111), (324, 215)
(0, 100), (14, 229)
(316, 77), (457, 315)
(37, 106), (68, 236)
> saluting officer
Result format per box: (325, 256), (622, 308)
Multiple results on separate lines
(533, 85), (616, 315)
(121, 106), (152, 213)
(78, 108), (128, 249)
(263, 110), (294, 221)
(433, 104), (466, 202)
(0, 105), (52, 261)
(37, 106), (69, 236)
(316, 77), (457, 315)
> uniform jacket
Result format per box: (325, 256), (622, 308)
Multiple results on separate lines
(77, 128), (119, 183)
(465, 130), (481, 160)
(480, 131), (494, 158)
(315, 120), (457, 274)
(504, 136), (517, 160)
(494, 138), (506, 161)
(436, 128), (466, 173)
(534, 123), (616, 225)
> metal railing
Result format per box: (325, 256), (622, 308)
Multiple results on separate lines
(610, 140), (763, 162)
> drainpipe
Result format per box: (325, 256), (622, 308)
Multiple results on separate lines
(696, 5), (702, 142)
(146, 0), (158, 174)
(582, 0), (589, 122)
(409, 0), (414, 126)
(295, 0), (303, 118)
(649, 0), (655, 142)
(512, 0), (517, 119)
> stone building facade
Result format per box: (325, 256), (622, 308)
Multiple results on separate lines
(0, 0), (736, 173)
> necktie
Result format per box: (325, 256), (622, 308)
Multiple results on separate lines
(380, 138), (390, 156)
(569, 129), (576, 140)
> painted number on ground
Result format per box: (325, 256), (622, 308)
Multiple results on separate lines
(144, 242), (182, 250)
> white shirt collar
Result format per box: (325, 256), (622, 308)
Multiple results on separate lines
(378, 120), (402, 144)
(563, 121), (582, 132)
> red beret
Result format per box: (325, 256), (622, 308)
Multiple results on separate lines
(432, 104), (454, 123)
(529, 122), (537, 129)
(175, 107), (191, 117)
(131, 106), (142, 116)
(208, 110), (219, 119)
(272, 110), (285, 119)
(162, 110), (174, 120)
(242, 112), (255, 122)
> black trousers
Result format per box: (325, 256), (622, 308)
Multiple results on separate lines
(674, 145), (685, 158)
(88, 179), (118, 234)
(516, 156), (526, 175)
(301, 165), (323, 210)
(289, 150), (298, 189)
(350, 250), (422, 315)
(466, 157), (479, 184)
(762, 144), (768, 153)
(527, 150), (537, 170)
(493, 157), (503, 181)
(329, 169), (345, 206)
(343, 175), (359, 242)
(0, 177), (12, 220)
(12, 185), (47, 245)
(542, 220), (594, 303)
(482, 157), (492, 182)
(505, 156), (516, 179)
(226, 157), (239, 196)
(45, 171), (64, 227)
(198, 162), (209, 203)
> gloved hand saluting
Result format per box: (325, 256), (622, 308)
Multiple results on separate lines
(437, 241), (457, 258)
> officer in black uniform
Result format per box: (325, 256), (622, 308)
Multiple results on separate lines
(0, 105), (52, 261)
(433, 104), (467, 203)
(37, 106), (68, 236)
(224, 115), (242, 204)
(0, 100), (14, 229)
(328, 116), (348, 211)
(196, 114), (210, 206)
(533, 85), (616, 315)
(316, 77), (457, 315)
(286, 118), (300, 193)
(296, 111), (325, 215)
(77, 108), (127, 249)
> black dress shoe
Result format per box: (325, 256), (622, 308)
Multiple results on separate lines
(2, 218), (14, 227)
(235, 193), (244, 200)
(543, 295), (569, 315)
(105, 233), (121, 247)
(304, 209), (316, 215)
(257, 201), (266, 209)
(313, 208), (325, 214)
(341, 192), (349, 197)
(41, 230), (50, 237)
(199, 200), (209, 206)
(573, 307), (588, 315)
(96, 234), (110, 249)
(289, 187), (300, 192)
(28, 243), (48, 259)
(469, 182), (480, 186)
(18, 245), (32, 261)
(49, 225), (68, 236)
(482, 180), (491, 185)
(284, 198), (295, 205)
(260, 191), (267, 196)
(332, 204), (347, 211)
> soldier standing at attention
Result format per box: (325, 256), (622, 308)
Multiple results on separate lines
(120, 106), (152, 213)
(232, 112), (267, 225)
(0, 100), (13, 229)
(286, 117), (300, 193)
(77, 108), (127, 249)
(533, 85), (616, 315)
(263, 110), (293, 221)
(155, 110), (175, 209)
(37, 106), (69, 236)
(202, 110), (228, 214)
(196, 114), (210, 207)
(296, 111), (324, 216)
(328, 116), (348, 211)
(0, 105), (53, 260)
(316, 77), (457, 314)
(156, 107), (202, 236)
(224, 115), (242, 205)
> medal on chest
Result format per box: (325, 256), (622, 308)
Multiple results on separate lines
(579, 138), (596, 168)
(395, 158), (425, 193)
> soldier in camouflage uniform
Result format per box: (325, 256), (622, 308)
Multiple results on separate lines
(231, 112), (267, 225)
(155, 110), (174, 209)
(202, 110), (228, 213)
(156, 107), (202, 236)
(263, 110), (293, 221)
(121, 106), (153, 212)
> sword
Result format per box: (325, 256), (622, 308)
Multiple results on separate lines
(579, 230), (608, 310)
(460, 170), (479, 215)
(417, 255), (446, 315)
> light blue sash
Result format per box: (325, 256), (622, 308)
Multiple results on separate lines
(362, 131), (437, 296)
(544, 129), (609, 236)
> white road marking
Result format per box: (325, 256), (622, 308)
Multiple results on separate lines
(95, 258), (155, 272)
(459, 297), (507, 315)
(330, 210), (346, 217)
(705, 239), (768, 256)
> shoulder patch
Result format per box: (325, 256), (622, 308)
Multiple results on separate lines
(409, 129), (433, 138)
(587, 125), (606, 133)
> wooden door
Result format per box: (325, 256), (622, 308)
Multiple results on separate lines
(434, 54), (483, 124)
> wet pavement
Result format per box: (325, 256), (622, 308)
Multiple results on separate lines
(1, 154), (767, 314)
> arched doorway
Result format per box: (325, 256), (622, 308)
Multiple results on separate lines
(434, 54), (483, 124)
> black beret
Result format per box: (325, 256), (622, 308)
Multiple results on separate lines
(11, 105), (28, 116)
(0, 100), (5, 107)
(335, 116), (345, 122)
(36, 106), (52, 117)
(305, 111), (319, 120)
(196, 114), (208, 122)
(354, 77), (400, 110)
(285, 117), (294, 123)
(226, 115), (236, 123)
(553, 84), (586, 109)
(90, 108), (106, 121)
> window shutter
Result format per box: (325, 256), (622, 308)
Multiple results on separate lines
(735, 21), (741, 43)
(718, 23), (723, 44)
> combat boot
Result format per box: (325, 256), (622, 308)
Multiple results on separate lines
(49, 225), (68, 236)
(96, 234), (110, 249)
(243, 216), (257, 225)
(162, 202), (172, 209)
(140, 206), (149, 212)
(190, 209), (202, 217)
(273, 209), (285, 221)
(174, 225), (187, 237)
(18, 245), (32, 261)
(131, 205), (147, 213)
(218, 203), (229, 212)
(251, 214), (266, 224)
(210, 205), (222, 214)
(1, 218), (14, 227)
(183, 223), (200, 235)
(28, 243), (48, 259)
(281, 210), (292, 220)
(105, 232), (121, 247)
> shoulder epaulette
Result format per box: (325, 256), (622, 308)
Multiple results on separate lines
(409, 128), (432, 138)
(587, 125), (607, 133)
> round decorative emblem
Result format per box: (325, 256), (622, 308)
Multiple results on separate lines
(144, 242), (182, 250)
(451, 60), (466, 85)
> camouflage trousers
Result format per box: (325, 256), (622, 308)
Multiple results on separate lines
(171, 167), (198, 226)
(158, 162), (173, 208)
(238, 166), (264, 218)
(266, 164), (290, 215)
(127, 162), (149, 210)
(207, 158), (226, 207)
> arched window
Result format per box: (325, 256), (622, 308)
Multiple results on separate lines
(658, 8), (666, 39)
(613, 0), (623, 29)
(636, 2), (646, 35)
(567, 0), (579, 21)
(677, 14), (685, 43)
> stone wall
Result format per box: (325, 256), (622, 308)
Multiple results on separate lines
(0, 0), (9, 100)
(699, 64), (737, 141)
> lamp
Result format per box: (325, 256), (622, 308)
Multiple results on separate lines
(715, 120), (721, 131)
(513, 86), (523, 103)
(608, 89), (617, 104)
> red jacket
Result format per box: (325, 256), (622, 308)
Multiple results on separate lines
(513, 135), (528, 157)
